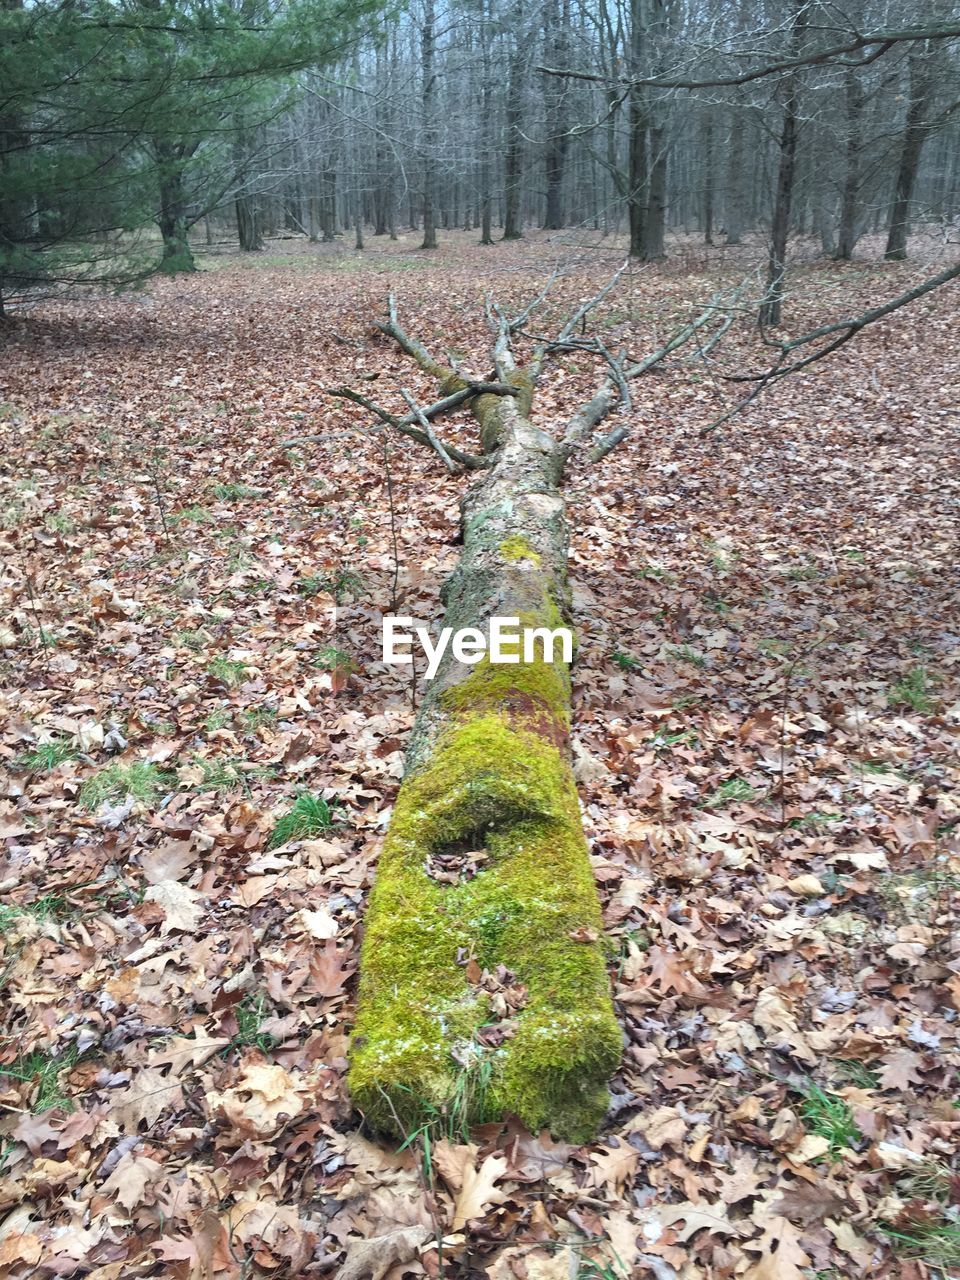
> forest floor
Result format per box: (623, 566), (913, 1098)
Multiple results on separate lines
(0, 230), (958, 1280)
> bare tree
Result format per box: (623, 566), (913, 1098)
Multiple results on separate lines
(420, 0), (439, 249)
(885, 45), (936, 259)
(759, 0), (809, 327)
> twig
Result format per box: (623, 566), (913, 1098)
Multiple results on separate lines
(145, 449), (171, 544)
(381, 440), (401, 614)
(400, 388), (458, 473)
(22, 554), (50, 672)
(596, 341), (631, 411)
(325, 386), (491, 470)
(586, 425), (629, 463)
(722, 257), (960, 391)
(555, 259), (629, 345)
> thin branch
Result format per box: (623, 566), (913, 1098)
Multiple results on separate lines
(625, 288), (740, 378)
(596, 342), (632, 411)
(538, 22), (960, 92)
(555, 259), (629, 345)
(560, 286), (738, 459)
(400, 388), (458, 472)
(722, 257), (960, 383)
(699, 258), (959, 433)
(586, 425), (629, 463)
(506, 264), (563, 333)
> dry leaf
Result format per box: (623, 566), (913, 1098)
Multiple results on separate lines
(210, 1062), (303, 1136)
(452, 1153), (509, 1229)
(339, 1226), (431, 1280)
(785, 874), (824, 896)
(299, 905), (339, 939)
(743, 1216), (811, 1280)
(433, 1138), (479, 1193)
(143, 880), (203, 934)
(100, 1152), (163, 1210)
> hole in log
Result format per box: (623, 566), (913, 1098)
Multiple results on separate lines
(424, 834), (489, 884)
(424, 808), (527, 885)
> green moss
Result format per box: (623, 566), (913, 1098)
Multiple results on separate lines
(439, 653), (570, 735)
(507, 369), (535, 417)
(348, 711), (620, 1142)
(500, 535), (542, 565)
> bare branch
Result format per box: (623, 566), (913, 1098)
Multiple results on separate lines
(596, 342), (632, 411)
(400, 388), (458, 473)
(374, 291), (452, 385)
(586, 425), (629, 463)
(555, 259), (629, 345)
(699, 258), (960, 434)
(538, 22), (960, 92)
(506, 264), (562, 333)
(560, 286), (738, 460)
(325, 385), (491, 469)
(726, 258), (960, 383)
(625, 288), (740, 378)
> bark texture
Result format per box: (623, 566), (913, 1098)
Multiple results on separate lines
(348, 308), (621, 1142)
(884, 49), (933, 261)
(759, 0), (807, 327)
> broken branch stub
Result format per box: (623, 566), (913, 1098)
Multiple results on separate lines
(348, 300), (622, 1142)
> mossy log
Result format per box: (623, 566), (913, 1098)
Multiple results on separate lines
(348, 298), (626, 1142)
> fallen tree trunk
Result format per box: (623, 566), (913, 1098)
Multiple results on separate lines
(341, 282), (732, 1141)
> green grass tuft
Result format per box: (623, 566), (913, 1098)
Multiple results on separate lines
(213, 482), (256, 501)
(833, 1059), (879, 1089)
(173, 505), (210, 523)
(665, 643), (707, 669)
(269, 792), (334, 848)
(204, 706), (232, 732)
(702, 777), (755, 809)
(1, 1046), (78, 1112)
(611, 649), (642, 672)
(882, 1220), (960, 1268)
(17, 738), (78, 771)
(298, 567), (364, 603)
(79, 762), (174, 811)
(241, 707), (278, 730)
(888, 666), (935, 713)
(228, 993), (278, 1054)
(312, 645), (356, 674)
(206, 656), (250, 686)
(800, 1083), (861, 1157)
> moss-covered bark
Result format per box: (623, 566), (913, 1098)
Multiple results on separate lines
(348, 315), (621, 1143)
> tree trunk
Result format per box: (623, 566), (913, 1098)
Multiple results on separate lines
(420, 0), (438, 250)
(642, 120), (667, 260)
(235, 194), (262, 252)
(836, 67), (863, 259)
(373, 43), (391, 236)
(156, 148), (195, 274)
(233, 117), (263, 253)
(479, 1), (494, 248)
(543, 131), (568, 232)
(322, 165), (337, 242)
(627, 0), (647, 258)
(725, 108), (744, 245)
(348, 312), (620, 1142)
(703, 113), (714, 245)
(541, 0), (570, 231)
(759, 0), (807, 327)
(885, 50), (933, 261)
(502, 0), (525, 241)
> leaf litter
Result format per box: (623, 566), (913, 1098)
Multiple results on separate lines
(0, 231), (958, 1278)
